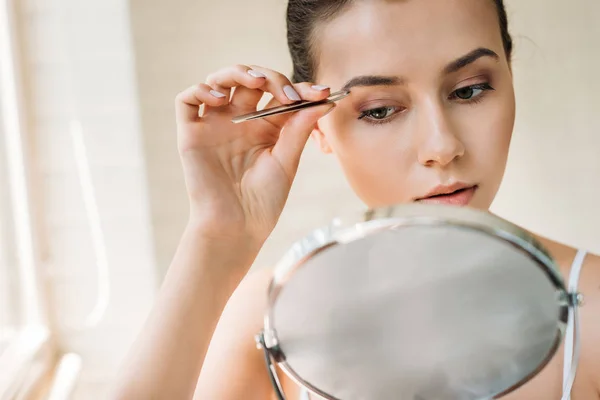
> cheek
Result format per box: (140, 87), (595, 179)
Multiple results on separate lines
(325, 121), (415, 204)
(458, 92), (515, 170)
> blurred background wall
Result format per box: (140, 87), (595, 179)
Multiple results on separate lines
(2, 0), (598, 398)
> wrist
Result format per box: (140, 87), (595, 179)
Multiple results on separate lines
(182, 219), (263, 272)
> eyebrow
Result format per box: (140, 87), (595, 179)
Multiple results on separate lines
(340, 48), (499, 92)
(444, 47), (499, 74)
(341, 75), (403, 92)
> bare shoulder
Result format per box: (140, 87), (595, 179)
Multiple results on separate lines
(534, 235), (599, 311)
(534, 235), (599, 284)
(535, 235), (600, 393)
(194, 267), (275, 400)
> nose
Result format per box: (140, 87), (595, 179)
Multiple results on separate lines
(416, 100), (465, 167)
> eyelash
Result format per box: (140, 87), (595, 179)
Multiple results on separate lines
(357, 82), (495, 125)
(357, 106), (402, 126)
(448, 82), (495, 103)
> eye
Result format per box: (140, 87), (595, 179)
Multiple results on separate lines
(449, 83), (495, 101)
(358, 106), (398, 121)
(455, 86), (480, 100)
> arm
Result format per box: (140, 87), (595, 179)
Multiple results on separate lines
(112, 65), (333, 400)
(112, 226), (259, 400)
(193, 267), (275, 399)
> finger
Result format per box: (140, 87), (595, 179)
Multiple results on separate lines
(206, 64), (266, 93)
(175, 83), (229, 122)
(262, 82), (331, 129)
(271, 103), (336, 181)
(206, 65), (312, 112)
(205, 64), (267, 110)
(229, 86), (265, 109)
(246, 65), (303, 106)
(263, 83), (330, 108)
(293, 82), (331, 101)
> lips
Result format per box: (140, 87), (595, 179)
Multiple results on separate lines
(416, 184), (477, 207)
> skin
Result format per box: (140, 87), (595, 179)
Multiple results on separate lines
(112, 0), (600, 399)
(311, 0), (514, 210)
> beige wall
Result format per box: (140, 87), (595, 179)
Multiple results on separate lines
(130, 0), (600, 278)
(492, 0), (600, 253)
(14, 0), (599, 398)
(127, 0), (352, 276)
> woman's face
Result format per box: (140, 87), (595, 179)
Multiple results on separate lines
(312, 0), (516, 210)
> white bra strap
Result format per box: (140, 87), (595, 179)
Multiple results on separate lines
(562, 249), (587, 400)
(299, 388), (311, 400)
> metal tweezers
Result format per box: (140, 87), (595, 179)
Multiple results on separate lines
(231, 90), (350, 124)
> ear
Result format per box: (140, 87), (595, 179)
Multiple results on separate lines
(310, 125), (333, 154)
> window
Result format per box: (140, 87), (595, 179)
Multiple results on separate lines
(0, 99), (21, 357)
(0, 0), (53, 397)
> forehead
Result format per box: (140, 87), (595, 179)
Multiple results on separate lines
(314, 0), (504, 85)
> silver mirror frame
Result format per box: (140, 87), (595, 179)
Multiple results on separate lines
(256, 204), (580, 400)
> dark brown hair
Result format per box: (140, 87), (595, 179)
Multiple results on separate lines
(287, 0), (513, 83)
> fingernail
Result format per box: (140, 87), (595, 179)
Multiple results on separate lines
(210, 90), (226, 98)
(283, 85), (301, 101)
(311, 85), (330, 91)
(248, 70), (266, 78)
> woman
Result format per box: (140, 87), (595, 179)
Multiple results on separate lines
(114, 0), (600, 399)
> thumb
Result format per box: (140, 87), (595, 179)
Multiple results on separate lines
(271, 103), (335, 180)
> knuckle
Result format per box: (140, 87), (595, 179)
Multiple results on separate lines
(264, 69), (283, 80)
(234, 64), (250, 73)
(294, 82), (312, 89)
(205, 73), (217, 85)
(175, 90), (187, 102)
(196, 83), (209, 91)
(270, 70), (289, 84)
(251, 65), (280, 80)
